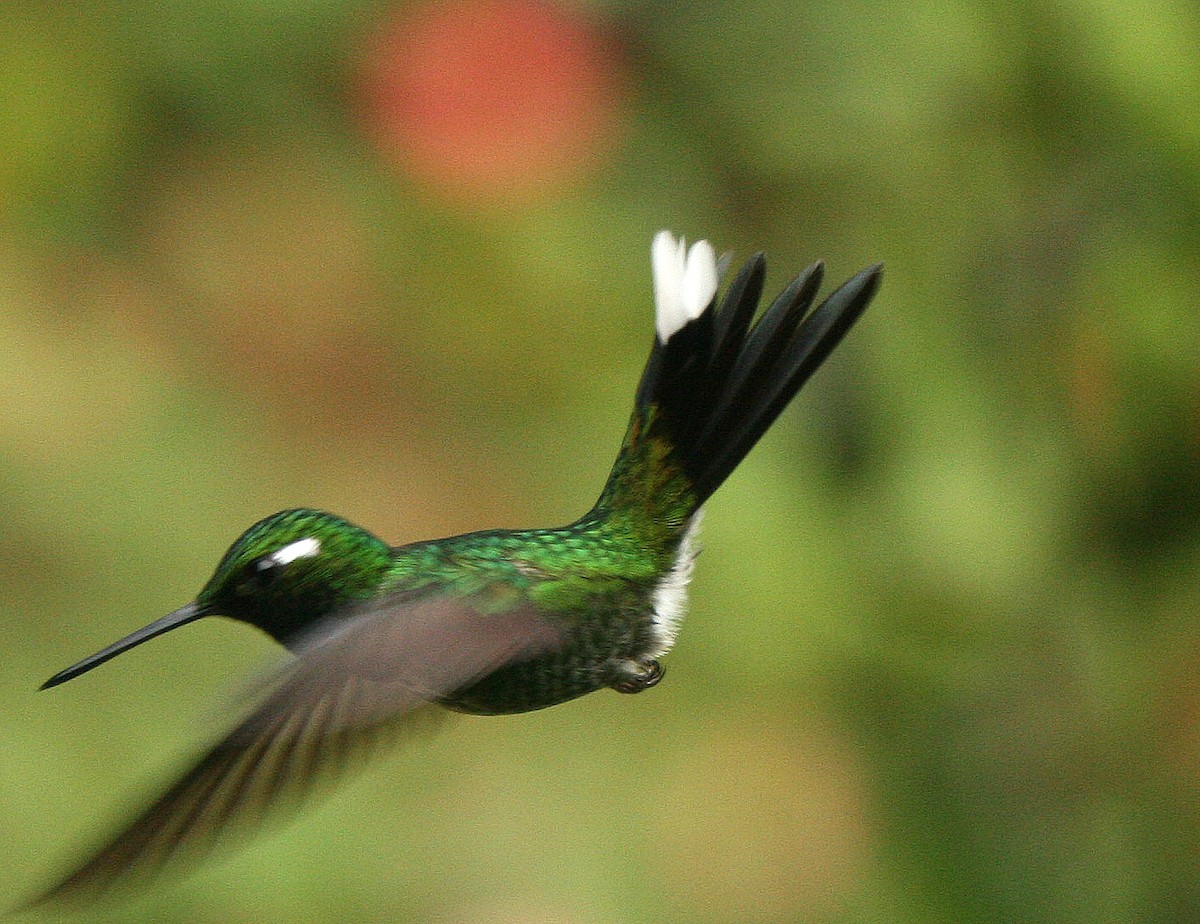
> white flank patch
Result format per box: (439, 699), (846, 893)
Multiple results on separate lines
(648, 510), (703, 658)
(652, 231), (719, 343)
(271, 536), (321, 566)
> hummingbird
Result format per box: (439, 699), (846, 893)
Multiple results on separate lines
(31, 231), (881, 902)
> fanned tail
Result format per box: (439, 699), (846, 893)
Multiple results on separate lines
(600, 232), (882, 526)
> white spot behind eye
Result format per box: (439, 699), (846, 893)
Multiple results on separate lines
(271, 537), (321, 566)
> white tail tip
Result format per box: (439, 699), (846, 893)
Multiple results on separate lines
(652, 230), (719, 342)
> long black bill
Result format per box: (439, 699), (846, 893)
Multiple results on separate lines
(40, 602), (208, 691)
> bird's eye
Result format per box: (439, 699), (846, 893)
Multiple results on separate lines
(255, 557), (285, 582)
(235, 537), (320, 596)
(238, 556), (287, 595)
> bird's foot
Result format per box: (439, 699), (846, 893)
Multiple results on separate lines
(607, 658), (664, 694)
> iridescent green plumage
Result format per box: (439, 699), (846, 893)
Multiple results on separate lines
(27, 235), (881, 904)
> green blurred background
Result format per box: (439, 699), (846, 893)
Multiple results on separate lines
(3, 0), (1200, 921)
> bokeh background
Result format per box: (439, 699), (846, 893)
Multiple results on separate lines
(3, 0), (1199, 921)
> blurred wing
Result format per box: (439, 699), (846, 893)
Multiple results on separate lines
(29, 593), (563, 906)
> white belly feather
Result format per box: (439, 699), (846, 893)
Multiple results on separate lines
(647, 510), (703, 658)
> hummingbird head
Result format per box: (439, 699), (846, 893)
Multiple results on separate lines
(196, 508), (393, 640)
(41, 509), (393, 690)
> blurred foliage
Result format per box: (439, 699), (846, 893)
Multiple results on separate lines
(2, 0), (1200, 921)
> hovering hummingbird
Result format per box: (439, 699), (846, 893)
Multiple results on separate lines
(31, 231), (881, 902)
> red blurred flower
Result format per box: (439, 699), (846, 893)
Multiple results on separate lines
(361, 0), (625, 203)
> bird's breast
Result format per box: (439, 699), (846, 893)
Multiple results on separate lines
(440, 587), (662, 715)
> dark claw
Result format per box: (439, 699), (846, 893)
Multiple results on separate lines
(610, 659), (664, 694)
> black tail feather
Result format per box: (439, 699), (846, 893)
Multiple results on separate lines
(635, 256), (882, 509)
(707, 253), (767, 393)
(698, 261), (826, 457)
